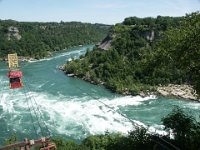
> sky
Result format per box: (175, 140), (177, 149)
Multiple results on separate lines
(0, 0), (199, 24)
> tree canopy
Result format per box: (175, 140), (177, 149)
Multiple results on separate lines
(0, 20), (110, 59)
(64, 12), (200, 96)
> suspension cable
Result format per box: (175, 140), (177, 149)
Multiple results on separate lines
(75, 86), (180, 150)
(0, 74), (39, 140)
(22, 87), (39, 139)
(23, 77), (52, 138)
(0, 75), (39, 141)
(23, 85), (45, 137)
(0, 76), (6, 100)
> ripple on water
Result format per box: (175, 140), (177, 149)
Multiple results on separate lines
(0, 45), (199, 145)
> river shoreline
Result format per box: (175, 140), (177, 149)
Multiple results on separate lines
(60, 66), (199, 102)
(0, 44), (96, 62)
(0, 54), (52, 62)
(1, 45), (200, 146)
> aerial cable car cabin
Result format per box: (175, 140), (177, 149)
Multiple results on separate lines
(8, 70), (23, 89)
(7, 53), (23, 89)
(3, 54), (57, 150)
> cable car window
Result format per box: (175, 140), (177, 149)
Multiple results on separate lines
(10, 77), (20, 83)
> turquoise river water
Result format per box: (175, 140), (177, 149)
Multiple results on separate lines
(0, 45), (199, 145)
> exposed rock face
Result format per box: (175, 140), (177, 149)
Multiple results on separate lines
(7, 26), (21, 40)
(98, 39), (112, 50)
(99, 29), (155, 50)
(146, 30), (155, 42)
(40, 25), (47, 30)
(157, 84), (199, 100)
(98, 33), (114, 50)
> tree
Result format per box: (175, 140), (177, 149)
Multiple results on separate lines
(162, 107), (200, 150)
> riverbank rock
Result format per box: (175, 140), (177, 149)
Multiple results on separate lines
(58, 65), (65, 71)
(157, 84), (198, 100)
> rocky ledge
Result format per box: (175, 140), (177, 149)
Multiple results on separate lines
(60, 67), (199, 101)
(157, 84), (199, 101)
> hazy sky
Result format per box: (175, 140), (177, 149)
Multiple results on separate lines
(0, 0), (199, 24)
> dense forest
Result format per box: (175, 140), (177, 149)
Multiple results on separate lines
(0, 20), (110, 59)
(64, 12), (200, 96)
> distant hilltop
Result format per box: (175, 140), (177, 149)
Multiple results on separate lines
(0, 20), (111, 59)
(63, 12), (200, 100)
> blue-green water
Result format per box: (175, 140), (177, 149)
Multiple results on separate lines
(0, 45), (199, 145)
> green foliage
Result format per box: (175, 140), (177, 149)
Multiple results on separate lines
(3, 109), (199, 150)
(152, 12), (200, 95)
(0, 21), (110, 59)
(52, 137), (88, 150)
(52, 132), (154, 150)
(52, 108), (200, 150)
(4, 134), (18, 150)
(123, 16), (182, 30)
(4, 134), (17, 145)
(121, 128), (154, 150)
(82, 133), (123, 150)
(162, 107), (200, 150)
(64, 12), (200, 95)
(162, 107), (195, 138)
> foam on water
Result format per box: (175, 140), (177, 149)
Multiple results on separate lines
(0, 87), (199, 144)
(0, 89), (158, 140)
(148, 124), (167, 136)
(0, 93), (15, 113)
(183, 102), (200, 110)
(28, 49), (86, 63)
(102, 95), (156, 109)
(27, 93), (136, 137)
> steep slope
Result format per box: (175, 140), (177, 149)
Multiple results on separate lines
(0, 20), (110, 59)
(63, 13), (200, 99)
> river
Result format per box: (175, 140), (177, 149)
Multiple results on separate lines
(0, 45), (199, 145)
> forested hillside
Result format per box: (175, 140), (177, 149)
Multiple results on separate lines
(0, 20), (110, 59)
(64, 12), (200, 96)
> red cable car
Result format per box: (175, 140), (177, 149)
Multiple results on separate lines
(7, 71), (23, 89)
(7, 53), (23, 89)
